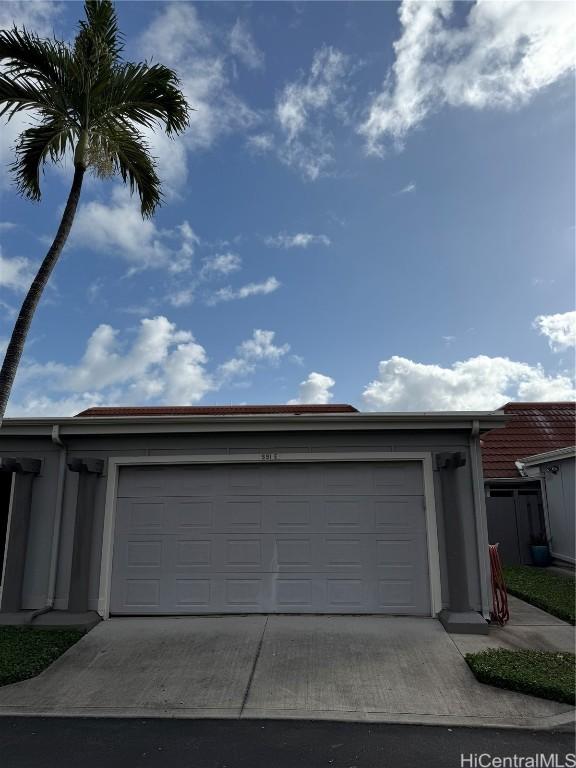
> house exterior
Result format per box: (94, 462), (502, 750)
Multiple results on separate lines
(482, 402), (576, 567)
(0, 404), (508, 634)
(517, 446), (575, 565)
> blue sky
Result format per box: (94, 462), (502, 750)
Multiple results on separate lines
(1, 0), (575, 415)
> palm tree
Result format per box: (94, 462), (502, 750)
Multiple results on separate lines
(0, 0), (189, 418)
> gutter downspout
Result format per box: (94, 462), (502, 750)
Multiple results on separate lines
(27, 425), (67, 623)
(470, 419), (491, 619)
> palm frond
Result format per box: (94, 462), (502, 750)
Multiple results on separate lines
(11, 119), (77, 200)
(97, 62), (189, 135)
(74, 0), (121, 81)
(0, 74), (73, 126)
(0, 27), (71, 89)
(2, 0), (189, 217)
(104, 123), (161, 217)
(81, 0), (122, 58)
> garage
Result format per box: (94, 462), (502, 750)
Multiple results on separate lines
(110, 460), (431, 615)
(0, 404), (506, 633)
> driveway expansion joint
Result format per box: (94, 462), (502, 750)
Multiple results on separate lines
(240, 616), (269, 717)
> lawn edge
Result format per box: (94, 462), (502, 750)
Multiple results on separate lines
(465, 650), (575, 707)
(0, 627), (85, 688)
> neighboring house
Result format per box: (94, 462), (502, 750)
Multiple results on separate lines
(517, 446), (575, 565)
(0, 404), (507, 634)
(482, 402), (576, 567)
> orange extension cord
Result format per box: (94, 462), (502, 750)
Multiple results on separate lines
(489, 544), (509, 625)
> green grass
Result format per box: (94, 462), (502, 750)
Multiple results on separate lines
(503, 565), (575, 625)
(466, 648), (575, 705)
(0, 627), (83, 687)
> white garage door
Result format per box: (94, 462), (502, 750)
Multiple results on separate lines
(110, 462), (431, 615)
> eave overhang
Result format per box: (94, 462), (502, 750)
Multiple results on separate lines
(0, 411), (509, 438)
(519, 445), (576, 466)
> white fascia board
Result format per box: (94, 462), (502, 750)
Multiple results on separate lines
(0, 411), (509, 437)
(519, 445), (576, 466)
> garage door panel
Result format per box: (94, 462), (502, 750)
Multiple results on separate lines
(112, 573), (429, 614)
(264, 464), (316, 492)
(323, 499), (365, 528)
(376, 535), (427, 565)
(117, 468), (169, 497)
(217, 500), (263, 530)
(373, 499), (424, 531)
(177, 539), (213, 566)
(174, 501), (214, 529)
(124, 579), (161, 609)
(175, 578), (211, 607)
(271, 499), (312, 529)
(378, 579), (414, 607)
(117, 462), (424, 498)
(119, 496), (424, 535)
(116, 533), (429, 575)
(112, 462), (431, 615)
(118, 466), (220, 497)
(370, 462), (424, 494)
(126, 540), (163, 567)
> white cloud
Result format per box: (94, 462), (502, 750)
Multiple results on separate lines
(72, 187), (199, 273)
(0, 0), (62, 33)
(139, 129), (190, 195)
(246, 133), (275, 153)
(200, 252), (242, 278)
(9, 316), (214, 413)
(0, 299), (16, 320)
(207, 276), (280, 305)
(288, 371), (335, 404)
(138, 3), (259, 192)
(396, 182), (416, 195)
(218, 328), (290, 383)
(237, 329), (290, 362)
(533, 311), (576, 352)
(274, 45), (351, 179)
(0, 222), (15, 231)
(164, 252), (243, 307)
(217, 356), (254, 381)
(0, 247), (34, 291)
(363, 355), (576, 411)
(6, 393), (105, 418)
(7, 321), (294, 414)
(360, 0), (576, 155)
(276, 46), (348, 140)
(265, 232), (331, 248)
(65, 316), (196, 392)
(87, 278), (104, 304)
(168, 287), (195, 308)
(229, 19), (264, 71)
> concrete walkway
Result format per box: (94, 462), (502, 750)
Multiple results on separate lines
(450, 595), (574, 655)
(0, 604), (573, 729)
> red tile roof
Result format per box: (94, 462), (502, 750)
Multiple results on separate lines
(75, 404), (358, 417)
(482, 402), (576, 479)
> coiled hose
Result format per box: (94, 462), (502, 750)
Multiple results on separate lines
(489, 543), (509, 625)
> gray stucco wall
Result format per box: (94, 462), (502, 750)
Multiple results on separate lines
(0, 428), (487, 615)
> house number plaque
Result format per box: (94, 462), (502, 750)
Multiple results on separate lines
(260, 452), (279, 461)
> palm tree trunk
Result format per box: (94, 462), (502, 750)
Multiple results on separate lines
(0, 164), (86, 420)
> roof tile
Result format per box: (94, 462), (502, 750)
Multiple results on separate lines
(76, 404), (359, 417)
(482, 401), (576, 479)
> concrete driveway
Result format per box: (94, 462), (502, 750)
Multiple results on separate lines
(0, 611), (572, 728)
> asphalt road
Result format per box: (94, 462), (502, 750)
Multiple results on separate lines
(0, 717), (574, 768)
